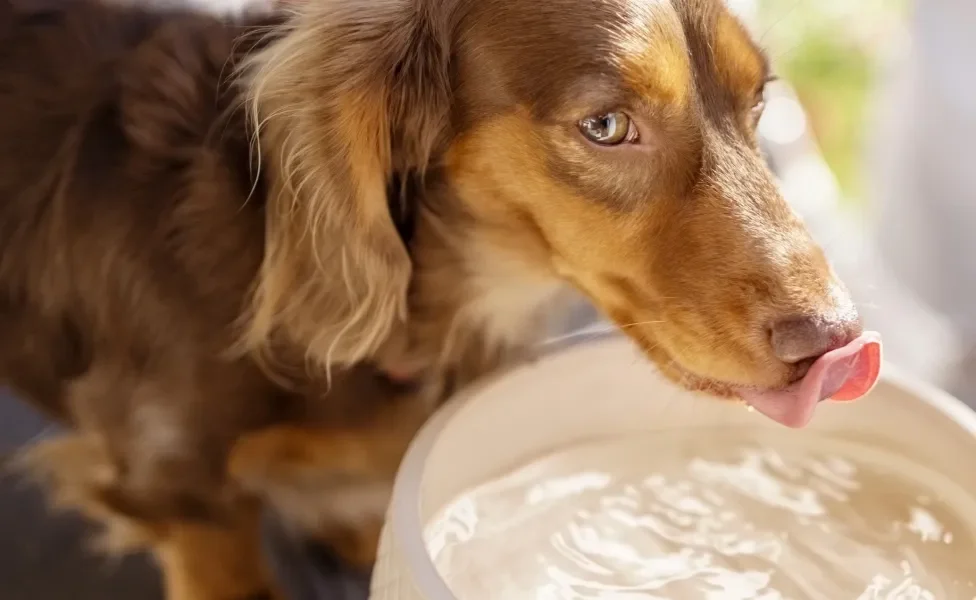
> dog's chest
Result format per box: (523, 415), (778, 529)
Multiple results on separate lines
(461, 246), (569, 351)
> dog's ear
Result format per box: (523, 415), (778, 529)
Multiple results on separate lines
(242, 0), (452, 370)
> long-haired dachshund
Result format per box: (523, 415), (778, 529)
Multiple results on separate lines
(0, 0), (872, 597)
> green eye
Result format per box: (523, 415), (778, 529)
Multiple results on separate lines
(578, 112), (636, 146)
(751, 94), (767, 121)
(752, 76), (776, 122)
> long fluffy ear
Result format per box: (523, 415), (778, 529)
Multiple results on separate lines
(241, 0), (453, 369)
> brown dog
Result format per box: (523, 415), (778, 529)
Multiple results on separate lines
(0, 0), (866, 597)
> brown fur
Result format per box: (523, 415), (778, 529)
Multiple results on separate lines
(0, 0), (862, 597)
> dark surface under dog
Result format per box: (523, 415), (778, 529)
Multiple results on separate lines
(0, 390), (370, 600)
(0, 392), (161, 600)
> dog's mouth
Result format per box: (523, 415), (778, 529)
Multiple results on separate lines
(667, 332), (883, 429)
(736, 332), (882, 428)
(380, 323), (881, 430)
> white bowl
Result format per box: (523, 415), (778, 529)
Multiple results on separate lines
(368, 335), (976, 599)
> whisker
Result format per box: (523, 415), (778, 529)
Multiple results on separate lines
(618, 320), (666, 330)
(543, 325), (616, 347)
(543, 319), (667, 347)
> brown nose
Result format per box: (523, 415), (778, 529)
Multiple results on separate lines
(769, 315), (863, 364)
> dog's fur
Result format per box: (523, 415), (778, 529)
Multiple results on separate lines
(0, 0), (861, 597)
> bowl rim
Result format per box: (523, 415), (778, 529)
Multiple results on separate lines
(384, 333), (976, 599)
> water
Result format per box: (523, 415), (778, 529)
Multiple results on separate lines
(425, 430), (976, 599)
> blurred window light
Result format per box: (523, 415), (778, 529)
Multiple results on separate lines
(779, 154), (842, 216)
(758, 96), (808, 147)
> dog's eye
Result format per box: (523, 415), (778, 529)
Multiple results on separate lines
(750, 98), (766, 125)
(578, 112), (637, 146)
(751, 76), (776, 122)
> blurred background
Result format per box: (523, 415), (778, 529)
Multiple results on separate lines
(2, 0), (975, 598)
(755, 0), (908, 207)
(748, 0), (909, 207)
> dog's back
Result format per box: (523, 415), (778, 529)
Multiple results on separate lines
(0, 3), (268, 417)
(0, 3), (310, 527)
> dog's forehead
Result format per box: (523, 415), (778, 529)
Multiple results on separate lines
(457, 0), (767, 119)
(679, 0), (769, 96)
(610, 0), (767, 105)
(609, 0), (691, 108)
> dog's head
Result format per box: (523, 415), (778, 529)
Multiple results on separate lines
(246, 0), (878, 425)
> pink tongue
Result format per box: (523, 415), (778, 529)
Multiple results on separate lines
(737, 332), (882, 429)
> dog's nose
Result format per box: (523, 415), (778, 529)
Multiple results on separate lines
(769, 315), (863, 364)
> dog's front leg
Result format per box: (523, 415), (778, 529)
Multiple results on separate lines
(155, 506), (285, 600)
(228, 396), (431, 570)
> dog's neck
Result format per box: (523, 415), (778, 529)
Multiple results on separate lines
(393, 177), (576, 390)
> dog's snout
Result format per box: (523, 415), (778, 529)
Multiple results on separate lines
(769, 315), (863, 365)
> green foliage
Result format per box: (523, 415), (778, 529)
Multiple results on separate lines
(756, 0), (907, 204)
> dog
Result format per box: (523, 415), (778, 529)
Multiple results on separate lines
(0, 0), (868, 597)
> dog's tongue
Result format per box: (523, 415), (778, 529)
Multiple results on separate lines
(737, 332), (882, 429)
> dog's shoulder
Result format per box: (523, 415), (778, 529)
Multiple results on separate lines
(0, 2), (283, 267)
(0, 2), (274, 181)
(0, 3), (281, 384)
